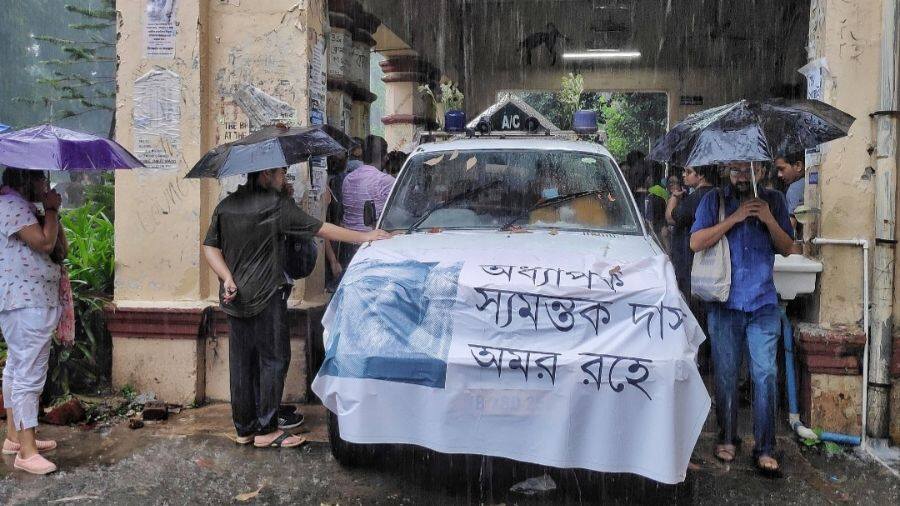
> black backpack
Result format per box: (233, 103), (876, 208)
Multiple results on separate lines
(283, 235), (318, 280)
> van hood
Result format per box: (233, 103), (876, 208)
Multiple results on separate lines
(353, 230), (663, 267)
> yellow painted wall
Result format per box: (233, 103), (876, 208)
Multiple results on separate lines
(113, 0), (329, 401)
(114, 0), (207, 305)
(809, 0), (883, 327)
(115, 0), (329, 309)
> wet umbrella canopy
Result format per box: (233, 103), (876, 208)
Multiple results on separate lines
(319, 124), (356, 151)
(185, 125), (346, 179)
(0, 124), (144, 171)
(649, 99), (855, 167)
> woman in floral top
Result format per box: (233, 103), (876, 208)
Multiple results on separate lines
(0, 168), (66, 475)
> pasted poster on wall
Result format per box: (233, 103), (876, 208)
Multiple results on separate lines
(145, 0), (177, 58)
(310, 34), (327, 117)
(328, 29), (348, 80)
(133, 68), (181, 170)
(799, 58), (830, 168)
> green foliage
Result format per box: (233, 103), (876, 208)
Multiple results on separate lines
(120, 384), (137, 402)
(65, 4), (116, 20)
(595, 93), (667, 161)
(823, 441), (844, 455)
(419, 80), (465, 124)
(23, 0), (116, 132)
(559, 73), (585, 120)
(44, 203), (114, 399)
(84, 173), (115, 220)
(512, 90), (667, 162)
(802, 428), (845, 455)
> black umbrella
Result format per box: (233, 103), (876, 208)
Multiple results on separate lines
(320, 124), (356, 150)
(185, 124), (346, 178)
(649, 98), (855, 168)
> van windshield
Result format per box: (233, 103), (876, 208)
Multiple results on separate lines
(380, 149), (641, 234)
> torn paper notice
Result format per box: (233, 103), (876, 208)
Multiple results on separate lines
(310, 35), (327, 112)
(328, 30), (348, 79)
(145, 0), (177, 58)
(798, 58), (830, 166)
(798, 58), (829, 101)
(133, 68), (181, 170)
(234, 84), (297, 131)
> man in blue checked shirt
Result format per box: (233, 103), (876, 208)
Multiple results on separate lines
(690, 162), (794, 477)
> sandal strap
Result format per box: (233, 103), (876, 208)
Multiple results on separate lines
(270, 432), (293, 446)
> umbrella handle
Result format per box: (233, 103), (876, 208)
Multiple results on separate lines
(751, 161), (759, 198)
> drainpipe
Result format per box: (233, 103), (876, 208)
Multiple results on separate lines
(810, 237), (869, 447)
(781, 308), (819, 440)
(867, 0), (899, 440)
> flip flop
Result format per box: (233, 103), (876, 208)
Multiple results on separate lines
(233, 434), (254, 445)
(756, 455), (782, 478)
(715, 444), (736, 463)
(253, 431), (306, 448)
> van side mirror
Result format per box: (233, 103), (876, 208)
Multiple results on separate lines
(363, 200), (376, 227)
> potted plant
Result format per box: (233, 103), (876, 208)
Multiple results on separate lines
(561, 73), (597, 133)
(419, 80), (466, 132)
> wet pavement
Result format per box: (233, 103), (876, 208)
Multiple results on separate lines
(0, 403), (897, 505)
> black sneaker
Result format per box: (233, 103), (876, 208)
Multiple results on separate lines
(278, 410), (304, 429)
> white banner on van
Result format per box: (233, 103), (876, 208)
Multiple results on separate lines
(313, 245), (710, 484)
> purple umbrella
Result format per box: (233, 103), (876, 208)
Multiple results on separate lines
(0, 124), (145, 171)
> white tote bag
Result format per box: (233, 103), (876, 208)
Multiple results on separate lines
(691, 191), (731, 302)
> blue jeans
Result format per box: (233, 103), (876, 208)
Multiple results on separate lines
(708, 303), (780, 457)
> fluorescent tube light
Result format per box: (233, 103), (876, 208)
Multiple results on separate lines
(562, 50), (641, 60)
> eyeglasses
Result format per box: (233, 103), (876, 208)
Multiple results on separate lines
(729, 167), (754, 176)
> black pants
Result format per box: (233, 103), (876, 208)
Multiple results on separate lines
(227, 289), (290, 436)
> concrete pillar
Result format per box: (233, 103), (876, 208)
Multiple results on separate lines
(326, 4), (354, 134)
(348, 12), (379, 138)
(111, 0), (329, 405)
(380, 53), (439, 151)
(798, 0), (893, 438)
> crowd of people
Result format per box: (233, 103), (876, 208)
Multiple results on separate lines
(622, 149), (805, 477)
(0, 135), (407, 473)
(0, 131), (804, 476)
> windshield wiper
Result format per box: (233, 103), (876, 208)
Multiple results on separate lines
(406, 179), (503, 234)
(500, 189), (605, 231)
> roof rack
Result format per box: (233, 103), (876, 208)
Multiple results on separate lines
(412, 129), (608, 145)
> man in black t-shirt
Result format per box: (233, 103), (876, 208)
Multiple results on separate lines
(203, 167), (389, 448)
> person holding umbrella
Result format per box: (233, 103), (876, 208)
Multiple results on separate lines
(193, 125), (391, 448)
(0, 124), (144, 475)
(689, 162), (794, 475)
(650, 98), (855, 477)
(0, 169), (66, 475)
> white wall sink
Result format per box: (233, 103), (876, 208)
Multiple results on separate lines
(774, 254), (823, 300)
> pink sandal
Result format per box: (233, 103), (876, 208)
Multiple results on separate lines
(3, 438), (58, 455)
(14, 453), (57, 475)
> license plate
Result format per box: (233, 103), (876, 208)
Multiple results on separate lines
(469, 389), (540, 416)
